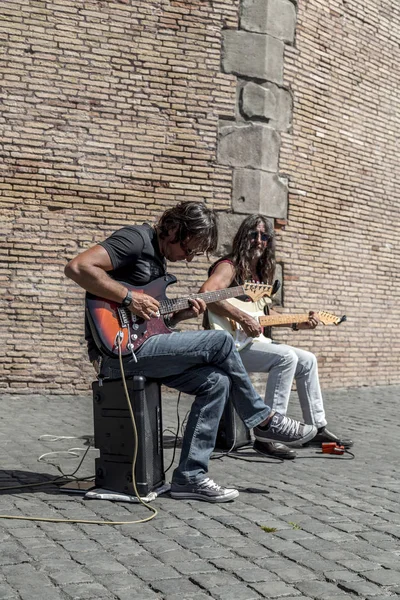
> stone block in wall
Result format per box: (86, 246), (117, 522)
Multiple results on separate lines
(240, 82), (292, 131)
(232, 168), (288, 218)
(218, 123), (280, 172)
(216, 212), (274, 256)
(240, 0), (297, 43)
(222, 30), (284, 84)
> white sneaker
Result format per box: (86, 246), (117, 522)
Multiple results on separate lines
(170, 477), (239, 502)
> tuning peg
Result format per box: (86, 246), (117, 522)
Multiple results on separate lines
(338, 315), (347, 325)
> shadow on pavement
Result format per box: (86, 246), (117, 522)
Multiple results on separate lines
(0, 470), (87, 495)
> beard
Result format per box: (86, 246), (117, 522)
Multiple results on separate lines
(251, 246), (264, 261)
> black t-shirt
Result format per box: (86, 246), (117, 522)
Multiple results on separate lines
(85, 223), (167, 360)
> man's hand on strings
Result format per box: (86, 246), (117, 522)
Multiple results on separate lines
(128, 292), (160, 321)
(299, 311), (320, 330)
(241, 315), (262, 338)
(172, 298), (207, 324)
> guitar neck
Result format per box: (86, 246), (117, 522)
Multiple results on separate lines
(259, 313), (311, 327)
(159, 285), (247, 315)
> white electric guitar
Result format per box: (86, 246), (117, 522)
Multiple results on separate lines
(207, 297), (273, 351)
(208, 302), (346, 351)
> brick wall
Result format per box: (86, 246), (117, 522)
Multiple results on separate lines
(0, 0), (239, 393)
(1, 0), (399, 393)
(276, 0), (400, 388)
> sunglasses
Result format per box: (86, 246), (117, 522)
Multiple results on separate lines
(180, 241), (204, 258)
(249, 231), (270, 242)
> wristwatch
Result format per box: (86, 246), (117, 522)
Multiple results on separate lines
(121, 290), (133, 307)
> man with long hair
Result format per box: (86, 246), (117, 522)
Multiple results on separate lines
(201, 214), (353, 460)
(65, 203), (316, 502)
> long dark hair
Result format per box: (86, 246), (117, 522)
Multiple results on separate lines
(157, 201), (218, 254)
(229, 214), (276, 284)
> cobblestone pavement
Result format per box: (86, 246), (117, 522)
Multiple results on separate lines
(0, 385), (399, 600)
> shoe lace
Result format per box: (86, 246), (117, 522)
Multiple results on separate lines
(199, 478), (222, 492)
(274, 415), (300, 438)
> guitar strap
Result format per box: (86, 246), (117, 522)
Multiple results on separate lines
(262, 302), (273, 340)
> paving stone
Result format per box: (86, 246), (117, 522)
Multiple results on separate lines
(7, 527), (46, 539)
(364, 569), (400, 585)
(0, 542), (31, 566)
(132, 565), (181, 582)
(155, 549), (206, 565)
(212, 557), (263, 572)
(83, 560), (128, 576)
(339, 558), (385, 572)
(249, 580), (301, 597)
(324, 570), (364, 582)
(334, 577), (386, 596)
(59, 539), (103, 553)
(191, 546), (234, 560)
(206, 584), (262, 600)
(234, 544), (274, 560)
(62, 582), (117, 599)
(273, 565), (319, 583)
(236, 568), (283, 583)
(2, 564), (53, 589)
(18, 588), (66, 600)
(94, 573), (143, 592)
(191, 572), (243, 589)
(0, 582), (20, 599)
(112, 591), (160, 600)
(296, 580), (349, 597)
(48, 569), (96, 585)
(365, 596), (400, 600)
(161, 594), (213, 600)
(173, 560), (219, 575)
(150, 577), (203, 596)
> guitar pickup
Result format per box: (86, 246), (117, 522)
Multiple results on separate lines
(117, 307), (130, 328)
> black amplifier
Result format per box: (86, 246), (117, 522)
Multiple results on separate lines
(215, 401), (251, 451)
(92, 376), (164, 497)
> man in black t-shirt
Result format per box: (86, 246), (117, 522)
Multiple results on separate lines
(65, 202), (316, 502)
(84, 222), (168, 366)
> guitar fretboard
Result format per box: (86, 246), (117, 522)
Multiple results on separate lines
(159, 285), (248, 315)
(259, 311), (342, 327)
(259, 313), (312, 327)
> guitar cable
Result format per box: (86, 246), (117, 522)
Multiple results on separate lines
(217, 443), (355, 462)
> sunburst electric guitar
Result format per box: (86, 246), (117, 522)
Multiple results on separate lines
(86, 274), (273, 357)
(208, 300), (346, 351)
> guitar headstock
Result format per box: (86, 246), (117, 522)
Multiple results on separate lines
(243, 282), (273, 302)
(317, 312), (347, 326)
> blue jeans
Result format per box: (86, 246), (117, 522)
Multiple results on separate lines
(99, 330), (270, 484)
(240, 341), (327, 428)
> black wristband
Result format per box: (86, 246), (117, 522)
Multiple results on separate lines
(121, 290), (132, 307)
(291, 323), (299, 331)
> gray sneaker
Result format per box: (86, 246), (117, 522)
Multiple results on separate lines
(254, 413), (317, 447)
(170, 477), (239, 503)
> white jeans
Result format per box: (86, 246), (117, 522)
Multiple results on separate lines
(240, 341), (327, 428)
